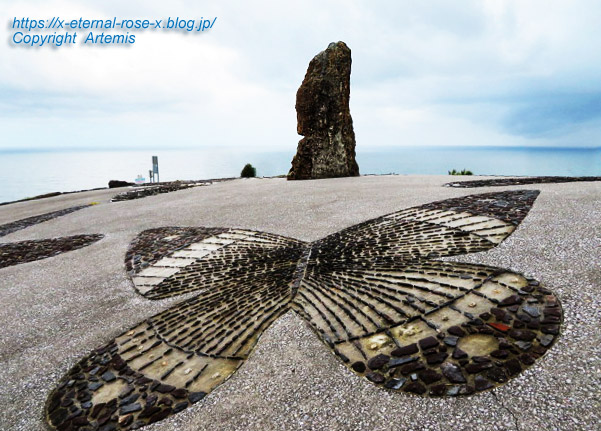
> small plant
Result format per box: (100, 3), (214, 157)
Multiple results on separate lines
(241, 163), (257, 178)
(448, 169), (473, 176)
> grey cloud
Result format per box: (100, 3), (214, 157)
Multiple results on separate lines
(501, 93), (601, 137)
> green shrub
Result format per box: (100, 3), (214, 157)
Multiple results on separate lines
(241, 163), (257, 178)
(448, 169), (473, 175)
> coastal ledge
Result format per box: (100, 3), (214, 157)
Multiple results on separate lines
(445, 175), (601, 188)
(0, 178), (237, 207)
(5, 174), (601, 207)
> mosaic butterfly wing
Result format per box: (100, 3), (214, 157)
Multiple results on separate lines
(292, 190), (562, 395)
(46, 227), (305, 430)
(46, 190), (562, 430)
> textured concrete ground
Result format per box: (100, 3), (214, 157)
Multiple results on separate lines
(0, 175), (599, 431)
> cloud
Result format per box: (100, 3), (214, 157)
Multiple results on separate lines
(1, 0), (600, 150)
(500, 93), (601, 138)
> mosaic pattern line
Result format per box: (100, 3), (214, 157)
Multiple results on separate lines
(0, 235), (104, 269)
(445, 176), (601, 188)
(0, 205), (103, 269)
(46, 190), (563, 430)
(0, 205), (90, 238)
(111, 183), (204, 202)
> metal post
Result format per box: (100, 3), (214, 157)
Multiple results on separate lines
(152, 156), (159, 183)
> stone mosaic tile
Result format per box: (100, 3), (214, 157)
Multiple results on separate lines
(0, 205), (103, 269)
(0, 205), (90, 238)
(46, 190), (562, 430)
(445, 176), (601, 188)
(110, 183), (205, 202)
(0, 235), (103, 269)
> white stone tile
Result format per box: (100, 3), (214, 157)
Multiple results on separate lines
(132, 276), (165, 286)
(153, 257), (195, 268)
(218, 233), (249, 240)
(137, 266), (180, 278)
(172, 249), (212, 258)
(187, 242), (222, 251)
(202, 237), (234, 245)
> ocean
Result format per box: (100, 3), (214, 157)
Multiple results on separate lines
(0, 146), (600, 204)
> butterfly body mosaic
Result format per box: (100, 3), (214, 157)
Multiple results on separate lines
(46, 190), (562, 430)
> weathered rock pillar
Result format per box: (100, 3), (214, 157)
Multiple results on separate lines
(287, 41), (360, 180)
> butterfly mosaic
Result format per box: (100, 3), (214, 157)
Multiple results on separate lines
(45, 190), (562, 430)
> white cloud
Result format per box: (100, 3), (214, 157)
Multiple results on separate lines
(1, 0), (600, 150)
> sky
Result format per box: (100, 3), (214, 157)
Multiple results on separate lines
(1, 0), (601, 152)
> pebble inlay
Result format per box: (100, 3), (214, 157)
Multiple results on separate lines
(0, 205), (90, 238)
(0, 205), (103, 269)
(111, 184), (205, 202)
(445, 176), (601, 188)
(46, 190), (563, 430)
(0, 235), (104, 269)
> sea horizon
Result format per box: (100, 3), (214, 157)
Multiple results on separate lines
(1, 145), (600, 204)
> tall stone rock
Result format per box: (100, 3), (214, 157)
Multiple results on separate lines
(287, 41), (360, 180)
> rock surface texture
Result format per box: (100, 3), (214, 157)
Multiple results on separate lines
(288, 41), (359, 180)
